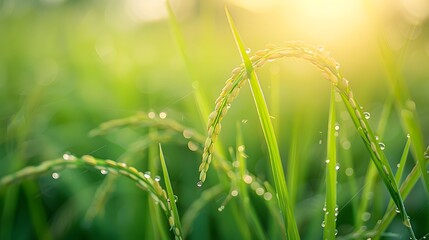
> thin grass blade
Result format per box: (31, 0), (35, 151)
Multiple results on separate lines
(158, 144), (183, 240)
(396, 136), (411, 183)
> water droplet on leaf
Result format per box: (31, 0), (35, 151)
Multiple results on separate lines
(364, 112), (370, 119)
(52, 172), (60, 179)
(159, 112), (167, 119)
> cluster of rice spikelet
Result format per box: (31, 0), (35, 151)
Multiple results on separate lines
(0, 154), (183, 240)
(199, 41), (381, 185)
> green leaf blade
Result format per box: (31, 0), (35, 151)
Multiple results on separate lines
(225, 7), (300, 239)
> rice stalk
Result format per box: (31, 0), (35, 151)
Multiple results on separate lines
(198, 37), (416, 237)
(355, 98), (393, 230)
(0, 154), (183, 240)
(235, 123), (267, 240)
(323, 87), (338, 239)
(287, 116), (300, 207)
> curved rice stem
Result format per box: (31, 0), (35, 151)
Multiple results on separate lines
(199, 41), (415, 237)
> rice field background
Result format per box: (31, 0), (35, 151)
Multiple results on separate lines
(0, 0), (428, 239)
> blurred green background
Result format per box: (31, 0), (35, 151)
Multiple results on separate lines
(0, 0), (428, 239)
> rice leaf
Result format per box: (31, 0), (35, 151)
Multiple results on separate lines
(225, 7), (300, 239)
(158, 144), (183, 240)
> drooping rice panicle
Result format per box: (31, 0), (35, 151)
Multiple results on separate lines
(0, 154), (183, 240)
(199, 40), (415, 236)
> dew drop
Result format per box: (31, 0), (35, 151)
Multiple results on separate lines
(232, 161), (239, 168)
(395, 208), (401, 213)
(406, 133), (410, 138)
(226, 103), (231, 109)
(237, 145), (245, 152)
(335, 63), (340, 69)
(241, 119), (248, 124)
(335, 164), (340, 171)
(335, 229), (338, 236)
(364, 112), (371, 119)
(321, 221), (325, 228)
(159, 112), (167, 119)
(144, 171), (151, 178)
(361, 212), (371, 222)
(197, 181), (203, 187)
(218, 205), (225, 212)
(397, 163), (400, 168)
(52, 172), (60, 179)
(379, 142), (385, 150)
(62, 153), (75, 161)
(154, 176), (161, 182)
(243, 175), (253, 184)
(345, 168), (354, 176)
(319, 139), (323, 145)
(182, 129), (193, 139)
(100, 169), (109, 175)
(263, 192), (272, 200)
(334, 124), (340, 131)
(375, 136), (379, 141)
(246, 48), (251, 54)
(322, 206), (327, 212)
(231, 190), (239, 197)
(342, 140), (351, 150)
(148, 112), (156, 119)
(325, 159), (330, 164)
(187, 141), (198, 152)
(255, 188), (265, 196)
